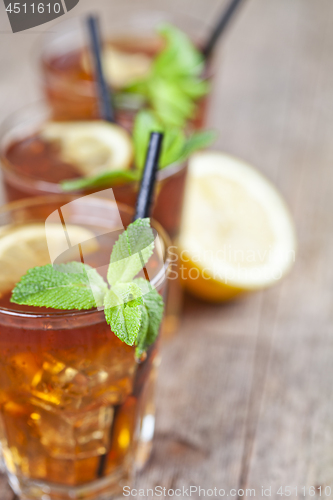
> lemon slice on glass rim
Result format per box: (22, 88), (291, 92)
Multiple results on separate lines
(40, 121), (133, 177)
(82, 45), (153, 89)
(179, 151), (297, 302)
(0, 224), (98, 296)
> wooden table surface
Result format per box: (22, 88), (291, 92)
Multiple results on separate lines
(0, 0), (333, 498)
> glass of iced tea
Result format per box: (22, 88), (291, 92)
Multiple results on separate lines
(39, 9), (213, 130)
(0, 194), (170, 500)
(0, 102), (187, 241)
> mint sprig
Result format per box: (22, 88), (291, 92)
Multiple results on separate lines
(61, 110), (216, 192)
(123, 23), (209, 128)
(60, 23), (213, 193)
(11, 219), (164, 357)
(154, 24), (204, 77)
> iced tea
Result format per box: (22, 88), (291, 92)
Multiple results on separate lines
(0, 103), (187, 240)
(39, 14), (211, 130)
(0, 196), (170, 500)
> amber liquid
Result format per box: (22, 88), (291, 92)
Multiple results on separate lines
(41, 37), (209, 130)
(2, 133), (187, 240)
(0, 231), (162, 492)
(42, 37), (161, 128)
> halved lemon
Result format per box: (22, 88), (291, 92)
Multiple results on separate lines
(0, 224), (97, 295)
(41, 121), (133, 176)
(179, 152), (297, 302)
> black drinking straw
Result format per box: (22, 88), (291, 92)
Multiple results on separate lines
(203, 0), (247, 59)
(86, 15), (115, 123)
(96, 131), (164, 479)
(134, 132), (164, 220)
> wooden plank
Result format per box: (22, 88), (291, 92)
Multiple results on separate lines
(242, 0), (333, 496)
(134, 292), (265, 493)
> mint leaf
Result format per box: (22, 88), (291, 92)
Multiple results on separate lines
(154, 23), (204, 77)
(11, 263), (108, 310)
(133, 110), (163, 170)
(104, 282), (143, 345)
(123, 23), (209, 129)
(104, 281), (143, 308)
(133, 110), (186, 170)
(177, 77), (210, 99)
(10, 219), (165, 355)
(162, 127), (186, 167)
(107, 218), (154, 286)
(149, 78), (195, 128)
(134, 277), (164, 349)
(133, 111), (215, 170)
(124, 79), (151, 100)
(178, 130), (217, 163)
(61, 169), (140, 192)
(135, 305), (149, 358)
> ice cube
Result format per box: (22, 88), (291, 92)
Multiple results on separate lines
(28, 351), (137, 411)
(31, 354), (89, 410)
(36, 406), (114, 459)
(9, 353), (41, 387)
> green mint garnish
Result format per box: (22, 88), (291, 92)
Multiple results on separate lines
(61, 169), (140, 193)
(134, 277), (164, 348)
(104, 282), (144, 346)
(107, 217), (154, 285)
(11, 218), (164, 357)
(176, 130), (218, 164)
(124, 23), (210, 128)
(154, 24), (204, 77)
(61, 110), (216, 192)
(60, 23), (213, 193)
(11, 262), (108, 310)
(133, 110), (217, 171)
(133, 110), (185, 171)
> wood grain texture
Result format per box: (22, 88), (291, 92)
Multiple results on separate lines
(0, 0), (332, 498)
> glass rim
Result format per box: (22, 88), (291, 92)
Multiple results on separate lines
(0, 194), (171, 320)
(0, 100), (187, 194)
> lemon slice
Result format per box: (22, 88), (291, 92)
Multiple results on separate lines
(82, 45), (152, 89)
(0, 224), (98, 295)
(41, 121), (133, 177)
(179, 152), (296, 301)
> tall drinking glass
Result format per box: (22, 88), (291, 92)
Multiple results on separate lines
(0, 195), (170, 500)
(38, 9), (214, 129)
(0, 102), (187, 242)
